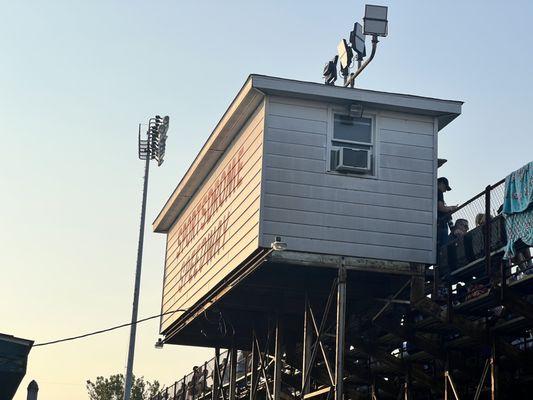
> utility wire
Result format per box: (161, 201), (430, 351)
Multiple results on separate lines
(33, 309), (186, 347)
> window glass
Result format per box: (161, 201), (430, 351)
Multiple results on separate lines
(333, 115), (372, 144)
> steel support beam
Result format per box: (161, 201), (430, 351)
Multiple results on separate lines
(229, 347), (237, 400)
(335, 264), (347, 400)
(250, 332), (259, 400)
(302, 297), (312, 396)
(214, 348), (220, 400)
(274, 316), (283, 400)
(491, 337), (498, 400)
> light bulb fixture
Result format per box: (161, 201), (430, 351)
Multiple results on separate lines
(271, 236), (287, 251)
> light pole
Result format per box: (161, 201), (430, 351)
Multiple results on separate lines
(123, 115), (170, 400)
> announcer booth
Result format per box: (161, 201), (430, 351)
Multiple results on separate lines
(153, 74), (462, 396)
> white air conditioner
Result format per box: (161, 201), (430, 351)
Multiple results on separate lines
(332, 147), (371, 172)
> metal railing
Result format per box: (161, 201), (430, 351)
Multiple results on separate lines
(151, 350), (267, 400)
(439, 177), (532, 303)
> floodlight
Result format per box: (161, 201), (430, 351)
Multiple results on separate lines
(271, 236), (287, 251)
(363, 5), (388, 37)
(155, 116), (169, 166)
(337, 39), (353, 71)
(323, 55), (338, 85)
(349, 22), (366, 58)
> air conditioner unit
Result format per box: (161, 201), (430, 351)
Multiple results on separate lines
(332, 147), (371, 172)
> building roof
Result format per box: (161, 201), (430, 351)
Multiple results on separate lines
(0, 333), (33, 400)
(153, 74), (463, 233)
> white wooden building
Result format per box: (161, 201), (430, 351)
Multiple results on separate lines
(153, 75), (462, 341)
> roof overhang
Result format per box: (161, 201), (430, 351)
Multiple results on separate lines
(0, 333), (34, 400)
(153, 74), (463, 233)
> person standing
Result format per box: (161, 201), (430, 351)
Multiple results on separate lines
(437, 177), (458, 248)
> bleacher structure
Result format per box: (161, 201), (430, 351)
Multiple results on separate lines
(151, 75), (533, 400)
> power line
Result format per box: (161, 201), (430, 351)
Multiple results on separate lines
(33, 309), (186, 347)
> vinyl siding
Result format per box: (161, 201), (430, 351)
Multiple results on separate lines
(161, 103), (264, 333)
(260, 96), (437, 264)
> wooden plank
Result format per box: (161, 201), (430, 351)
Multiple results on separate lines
(265, 140), (326, 161)
(264, 180), (433, 212)
(379, 167), (433, 186)
(165, 116), (264, 251)
(269, 101), (328, 122)
(163, 213), (260, 319)
(264, 153), (325, 173)
(380, 154), (433, 173)
(261, 221), (434, 250)
(263, 207), (433, 238)
(163, 187), (262, 301)
(268, 114), (327, 134)
(163, 196), (261, 308)
(380, 142), (434, 161)
(162, 233), (260, 331)
(161, 105), (264, 331)
(380, 129), (434, 148)
(262, 193), (432, 224)
(379, 116), (434, 136)
(260, 234), (433, 264)
(166, 164), (262, 261)
(267, 128), (326, 147)
(269, 251), (413, 275)
(263, 167), (434, 199)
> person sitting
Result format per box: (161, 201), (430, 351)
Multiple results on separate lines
(449, 218), (469, 241)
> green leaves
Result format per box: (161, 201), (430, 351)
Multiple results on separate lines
(86, 374), (160, 400)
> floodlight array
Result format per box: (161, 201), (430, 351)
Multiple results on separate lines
(323, 4), (388, 87)
(138, 115), (170, 166)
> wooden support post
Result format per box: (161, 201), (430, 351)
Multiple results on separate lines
(473, 359), (490, 400)
(335, 263), (347, 400)
(405, 364), (412, 400)
(274, 316), (283, 400)
(250, 332), (259, 400)
(444, 356), (449, 400)
(302, 296), (312, 396)
(229, 347), (237, 400)
(409, 263), (425, 304)
(214, 348), (220, 400)
(371, 378), (377, 400)
(484, 185), (492, 277)
(491, 338), (498, 400)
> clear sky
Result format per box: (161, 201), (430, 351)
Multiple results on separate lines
(1, 1), (532, 399)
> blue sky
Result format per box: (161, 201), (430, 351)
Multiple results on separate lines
(1, 1), (532, 399)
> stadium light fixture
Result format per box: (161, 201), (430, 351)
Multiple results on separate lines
(337, 39), (353, 84)
(271, 236), (287, 251)
(322, 4), (389, 88)
(363, 5), (388, 37)
(124, 115), (170, 400)
(323, 55), (338, 85)
(349, 22), (366, 60)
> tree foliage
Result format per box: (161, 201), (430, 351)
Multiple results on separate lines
(86, 374), (160, 400)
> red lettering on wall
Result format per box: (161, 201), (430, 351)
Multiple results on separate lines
(174, 146), (245, 256)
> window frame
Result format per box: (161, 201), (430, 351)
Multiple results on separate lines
(326, 106), (379, 179)
(331, 114), (374, 146)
